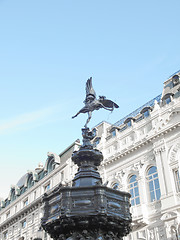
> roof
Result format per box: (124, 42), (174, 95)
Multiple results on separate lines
(16, 173), (28, 188)
(114, 94), (162, 126)
(168, 70), (180, 79)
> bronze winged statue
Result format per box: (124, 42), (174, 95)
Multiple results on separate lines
(72, 77), (119, 128)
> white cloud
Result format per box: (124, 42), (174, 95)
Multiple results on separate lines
(0, 106), (57, 134)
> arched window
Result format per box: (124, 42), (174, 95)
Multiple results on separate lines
(147, 166), (161, 202)
(128, 175), (140, 206)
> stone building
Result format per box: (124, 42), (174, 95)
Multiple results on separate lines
(1, 71), (180, 239)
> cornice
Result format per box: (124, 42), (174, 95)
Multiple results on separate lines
(102, 122), (180, 167)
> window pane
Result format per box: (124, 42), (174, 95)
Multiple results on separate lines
(149, 181), (154, 191)
(130, 189), (134, 197)
(149, 175), (152, 180)
(156, 189), (161, 200)
(131, 199), (135, 206)
(150, 191), (155, 202)
(154, 173), (158, 178)
(135, 197), (140, 205)
(134, 187), (139, 197)
(165, 97), (171, 104)
(154, 179), (160, 189)
(130, 175), (136, 183)
(144, 110), (149, 118)
(148, 166), (157, 175)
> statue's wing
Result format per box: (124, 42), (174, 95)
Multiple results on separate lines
(86, 77), (96, 98)
(99, 99), (119, 109)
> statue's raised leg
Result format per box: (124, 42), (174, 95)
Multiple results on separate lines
(84, 111), (92, 128)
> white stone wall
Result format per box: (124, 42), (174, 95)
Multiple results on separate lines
(96, 90), (180, 239)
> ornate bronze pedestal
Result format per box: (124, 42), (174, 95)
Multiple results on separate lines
(41, 128), (131, 240)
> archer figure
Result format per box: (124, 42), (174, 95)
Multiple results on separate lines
(72, 77), (119, 128)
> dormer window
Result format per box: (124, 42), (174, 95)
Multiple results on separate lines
(112, 129), (116, 136)
(124, 117), (134, 127)
(140, 106), (152, 118)
(109, 127), (117, 138)
(165, 97), (171, 104)
(162, 93), (174, 105)
(172, 75), (180, 86)
(144, 110), (149, 117)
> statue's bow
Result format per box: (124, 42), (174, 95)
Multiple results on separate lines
(72, 77), (119, 128)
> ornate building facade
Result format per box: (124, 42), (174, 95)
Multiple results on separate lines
(1, 72), (180, 240)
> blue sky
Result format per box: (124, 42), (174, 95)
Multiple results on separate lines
(0, 0), (180, 199)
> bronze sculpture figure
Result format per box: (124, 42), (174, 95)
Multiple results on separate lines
(41, 77), (132, 240)
(72, 77), (119, 127)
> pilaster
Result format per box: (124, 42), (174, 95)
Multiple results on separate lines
(154, 143), (176, 210)
(154, 146), (168, 197)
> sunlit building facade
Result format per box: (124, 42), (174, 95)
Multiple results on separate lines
(1, 71), (180, 239)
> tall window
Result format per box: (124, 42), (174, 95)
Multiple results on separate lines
(23, 198), (28, 207)
(34, 191), (36, 200)
(44, 183), (50, 192)
(3, 231), (8, 240)
(6, 211), (10, 219)
(128, 175), (140, 206)
(147, 166), (161, 202)
(174, 169), (180, 192)
(21, 219), (26, 228)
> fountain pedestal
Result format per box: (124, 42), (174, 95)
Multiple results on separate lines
(41, 128), (131, 240)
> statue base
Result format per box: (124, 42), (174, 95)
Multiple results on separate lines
(41, 128), (132, 239)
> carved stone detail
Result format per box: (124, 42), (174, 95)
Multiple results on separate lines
(169, 142), (180, 162)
